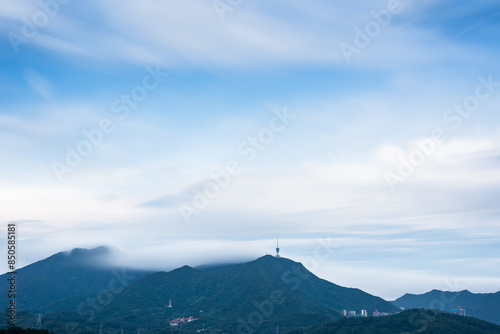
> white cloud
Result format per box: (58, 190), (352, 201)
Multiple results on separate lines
(4, 0), (486, 70)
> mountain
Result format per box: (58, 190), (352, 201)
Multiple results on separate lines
(48, 255), (399, 333)
(285, 309), (500, 334)
(392, 289), (500, 325)
(0, 246), (152, 314)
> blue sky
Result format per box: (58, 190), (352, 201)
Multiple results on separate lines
(1, 0), (500, 300)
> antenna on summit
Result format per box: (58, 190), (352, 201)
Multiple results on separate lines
(276, 236), (281, 258)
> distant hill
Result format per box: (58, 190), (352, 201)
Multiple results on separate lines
(285, 309), (500, 334)
(49, 255), (398, 333)
(392, 289), (500, 325)
(0, 246), (152, 314)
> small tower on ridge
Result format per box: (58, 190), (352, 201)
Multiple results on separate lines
(276, 236), (281, 258)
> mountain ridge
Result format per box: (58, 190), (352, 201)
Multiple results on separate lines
(0, 246), (153, 314)
(285, 309), (500, 334)
(55, 254), (399, 333)
(392, 289), (500, 325)
(4, 246), (499, 333)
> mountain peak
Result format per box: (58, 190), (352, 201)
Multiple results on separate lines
(252, 254), (305, 269)
(64, 245), (110, 257)
(255, 254), (296, 262)
(257, 254), (281, 260)
(169, 264), (198, 274)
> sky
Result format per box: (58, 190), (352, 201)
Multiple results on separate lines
(1, 0), (500, 300)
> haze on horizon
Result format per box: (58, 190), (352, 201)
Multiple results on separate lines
(1, 0), (500, 301)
